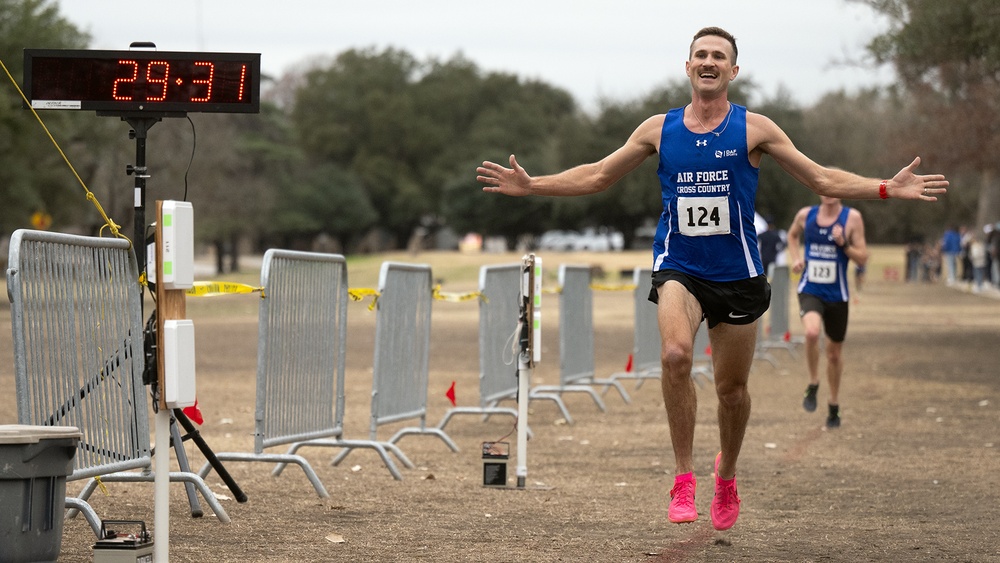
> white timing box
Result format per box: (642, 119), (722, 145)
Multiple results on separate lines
(533, 257), (542, 364)
(163, 319), (196, 408)
(161, 200), (194, 289)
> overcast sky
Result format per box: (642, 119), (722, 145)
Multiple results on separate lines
(56, 0), (894, 113)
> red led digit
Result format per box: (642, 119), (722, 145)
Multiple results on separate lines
(146, 60), (169, 102)
(191, 61), (214, 102)
(238, 64), (247, 101)
(112, 59), (138, 101)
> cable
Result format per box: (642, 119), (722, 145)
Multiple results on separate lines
(491, 420), (518, 446)
(502, 320), (521, 367)
(182, 115), (197, 202)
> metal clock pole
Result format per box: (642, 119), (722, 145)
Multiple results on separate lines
(123, 115), (158, 305)
(114, 113), (248, 511)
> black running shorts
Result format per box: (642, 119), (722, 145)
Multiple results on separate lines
(648, 269), (771, 329)
(797, 292), (849, 343)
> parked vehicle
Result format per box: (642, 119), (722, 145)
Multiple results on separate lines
(537, 230), (580, 251)
(537, 228), (624, 252)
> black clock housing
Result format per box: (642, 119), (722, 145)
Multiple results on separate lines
(23, 48), (261, 115)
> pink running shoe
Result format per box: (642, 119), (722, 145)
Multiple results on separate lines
(668, 473), (698, 523)
(711, 452), (741, 531)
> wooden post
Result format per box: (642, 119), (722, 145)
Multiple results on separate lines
(155, 200), (187, 410)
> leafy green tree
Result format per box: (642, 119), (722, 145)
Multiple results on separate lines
(290, 48), (423, 244)
(862, 0), (1000, 230)
(270, 161), (377, 250)
(293, 48), (581, 247)
(442, 72), (579, 242)
(0, 0), (100, 233)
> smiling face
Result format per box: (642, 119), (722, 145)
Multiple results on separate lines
(686, 34), (739, 97)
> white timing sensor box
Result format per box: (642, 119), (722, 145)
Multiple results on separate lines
(163, 319), (196, 409)
(161, 200), (194, 289)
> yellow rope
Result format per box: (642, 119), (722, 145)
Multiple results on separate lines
(0, 58), (129, 245)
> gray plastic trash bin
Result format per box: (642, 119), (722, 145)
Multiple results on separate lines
(0, 425), (81, 563)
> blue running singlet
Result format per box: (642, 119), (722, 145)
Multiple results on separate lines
(797, 205), (852, 302)
(652, 103), (763, 281)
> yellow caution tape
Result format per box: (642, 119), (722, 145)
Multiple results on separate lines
(185, 281), (263, 298)
(432, 285), (483, 303)
(590, 283), (637, 291)
(348, 288), (380, 310)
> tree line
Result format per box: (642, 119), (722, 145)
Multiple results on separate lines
(1, 0), (995, 268)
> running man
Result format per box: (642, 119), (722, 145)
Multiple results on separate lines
(786, 196), (869, 428)
(476, 26), (948, 530)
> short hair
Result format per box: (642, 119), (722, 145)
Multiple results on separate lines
(690, 27), (738, 64)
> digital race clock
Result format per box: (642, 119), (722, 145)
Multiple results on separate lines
(23, 48), (261, 115)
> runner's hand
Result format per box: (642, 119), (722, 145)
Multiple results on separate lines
(477, 155), (532, 197)
(888, 157), (948, 201)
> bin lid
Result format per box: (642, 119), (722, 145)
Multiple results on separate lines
(0, 425), (82, 444)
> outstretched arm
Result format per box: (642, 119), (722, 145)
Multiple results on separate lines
(748, 113), (949, 201)
(786, 207), (808, 274)
(841, 209), (869, 268)
(477, 114), (662, 197)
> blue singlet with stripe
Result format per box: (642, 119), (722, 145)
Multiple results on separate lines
(652, 103), (763, 282)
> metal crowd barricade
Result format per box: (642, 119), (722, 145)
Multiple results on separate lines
(757, 264), (801, 358)
(435, 263), (546, 434)
(608, 268), (661, 389)
(197, 249), (363, 495)
(754, 312), (779, 368)
(529, 264), (630, 424)
(6, 229), (228, 537)
(227, 250), (412, 481)
(332, 262), (457, 472)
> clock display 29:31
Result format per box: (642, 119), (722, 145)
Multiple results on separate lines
(24, 49), (261, 114)
(110, 58), (248, 103)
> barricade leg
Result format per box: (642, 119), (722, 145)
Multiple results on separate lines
(170, 417), (204, 517)
(328, 440), (412, 480)
(197, 453), (329, 498)
(388, 427), (459, 452)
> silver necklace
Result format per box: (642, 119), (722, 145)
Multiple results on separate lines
(690, 103), (733, 137)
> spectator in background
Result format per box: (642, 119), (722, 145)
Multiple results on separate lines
(939, 224), (962, 286)
(983, 224), (996, 287)
(906, 237), (924, 282)
(988, 223), (1000, 287)
(921, 242), (940, 283)
(961, 225), (973, 283)
(757, 215), (786, 277)
(970, 233), (988, 293)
